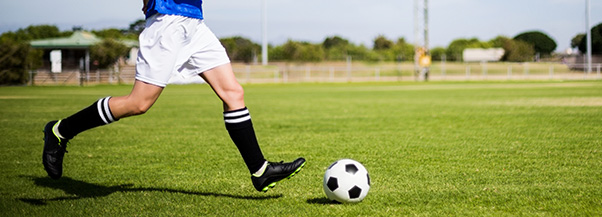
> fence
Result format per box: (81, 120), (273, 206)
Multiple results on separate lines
(232, 62), (602, 84)
(31, 62), (601, 85)
(31, 65), (136, 86)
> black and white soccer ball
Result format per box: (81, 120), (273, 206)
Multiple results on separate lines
(323, 159), (370, 203)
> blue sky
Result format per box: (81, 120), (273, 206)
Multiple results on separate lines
(1, 0), (600, 52)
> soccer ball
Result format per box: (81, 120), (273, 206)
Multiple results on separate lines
(323, 159), (370, 203)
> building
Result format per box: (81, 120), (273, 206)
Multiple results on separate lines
(30, 31), (138, 85)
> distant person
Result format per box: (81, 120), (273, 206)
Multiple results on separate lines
(42, 0), (305, 192)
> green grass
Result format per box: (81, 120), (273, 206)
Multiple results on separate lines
(1, 81), (601, 216)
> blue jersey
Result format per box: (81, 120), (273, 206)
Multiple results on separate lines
(145, 0), (203, 20)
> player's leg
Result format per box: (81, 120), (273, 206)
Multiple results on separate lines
(200, 64), (306, 192)
(200, 64), (265, 172)
(58, 80), (163, 138)
(108, 80), (164, 118)
(43, 14), (182, 180)
(43, 80), (164, 179)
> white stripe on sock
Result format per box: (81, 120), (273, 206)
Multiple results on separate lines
(97, 98), (109, 124)
(223, 109), (249, 118)
(224, 115), (251, 124)
(102, 97), (114, 122)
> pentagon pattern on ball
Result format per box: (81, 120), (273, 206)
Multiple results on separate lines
(327, 177), (339, 191)
(345, 164), (358, 174)
(348, 186), (362, 199)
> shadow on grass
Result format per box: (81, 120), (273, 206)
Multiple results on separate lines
(306, 197), (340, 205)
(18, 176), (281, 206)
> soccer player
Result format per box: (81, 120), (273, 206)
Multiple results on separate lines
(42, 0), (305, 192)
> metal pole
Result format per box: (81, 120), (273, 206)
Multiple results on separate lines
(85, 49), (90, 85)
(586, 0), (592, 74)
(413, 0), (420, 80)
(423, 0), (429, 81)
(261, 0), (268, 65)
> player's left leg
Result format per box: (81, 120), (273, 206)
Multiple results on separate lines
(43, 80), (164, 179)
(200, 64), (306, 192)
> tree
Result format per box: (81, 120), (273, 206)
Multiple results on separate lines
(322, 36), (350, 60)
(429, 47), (446, 61)
(220, 36), (260, 63)
(491, 36), (535, 62)
(0, 25), (57, 85)
(577, 23), (602, 55)
(373, 35), (393, 50)
(0, 36), (42, 85)
(514, 31), (557, 56)
(90, 39), (129, 68)
(13, 25), (67, 41)
(571, 33), (585, 49)
(391, 37), (414, 61)
(270, 40), (324, 62)
(323, 36), (349, 49)
(93, 28), (125, 39)
(128, 19), (146, 35)
(446, 38), (491, 61)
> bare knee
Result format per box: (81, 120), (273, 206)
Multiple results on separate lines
(129, 101), (153, 116)
(222, 85), (245, 110)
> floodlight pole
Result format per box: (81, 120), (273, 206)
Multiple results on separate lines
(261, 0), (268, 65)
(586, 0), (592, 74)
(423, 0), (429, 81)
(413, 0), (430, 81)
(413, 0), (420, 81)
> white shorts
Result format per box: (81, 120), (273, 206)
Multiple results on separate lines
(136, 14), (231, 87)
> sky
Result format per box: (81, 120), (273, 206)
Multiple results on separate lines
(1, 0), (601, 52)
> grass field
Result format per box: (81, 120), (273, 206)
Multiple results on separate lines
(1, 81), (601, 216)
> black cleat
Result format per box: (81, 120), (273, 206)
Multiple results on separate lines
(251, 158), (306, 192)
(43, 120), (68, 179)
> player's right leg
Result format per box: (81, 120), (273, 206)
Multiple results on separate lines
(43, 80), (163, 179)
(43, 14), (182, 179)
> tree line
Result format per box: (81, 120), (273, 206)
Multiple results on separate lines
(1, 20), (601, 85)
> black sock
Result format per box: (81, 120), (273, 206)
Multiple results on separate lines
(58, 97), (118, 139)
(224, 107), (266, 174)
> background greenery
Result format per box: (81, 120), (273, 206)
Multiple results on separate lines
(2, 21), (601, 85)
(1, 81), (601, 216)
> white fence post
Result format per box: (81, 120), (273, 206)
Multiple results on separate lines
(481, 61), (487, 79)
(346, 56), (352, 82)
(305, 65), (311, 81)
(441, 60), (446, 79)
(507, 65), (512, 80)
(245, 65), (251, 83)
